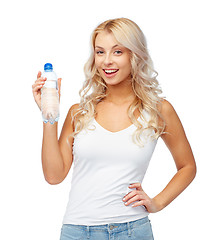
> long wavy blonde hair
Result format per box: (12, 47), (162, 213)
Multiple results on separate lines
(69, 17), (166, 147)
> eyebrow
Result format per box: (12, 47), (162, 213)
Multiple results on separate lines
(95, 44), (119, 49)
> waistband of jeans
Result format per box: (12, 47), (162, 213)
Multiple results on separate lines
(63, 216), (149, 232)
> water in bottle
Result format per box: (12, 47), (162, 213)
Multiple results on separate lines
(41, 63), (60, 124)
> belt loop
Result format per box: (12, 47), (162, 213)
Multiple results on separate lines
(127, 222), (131, 237)
(86, 226), (90, 239)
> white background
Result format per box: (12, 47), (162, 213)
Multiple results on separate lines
(0, 0), (210, 239)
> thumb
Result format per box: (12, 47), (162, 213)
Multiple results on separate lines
(57, 78), (62, 97)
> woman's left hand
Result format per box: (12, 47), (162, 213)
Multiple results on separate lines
(122, 182), (162, 213)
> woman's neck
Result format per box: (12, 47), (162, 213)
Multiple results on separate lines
(104, 83), (136, 105)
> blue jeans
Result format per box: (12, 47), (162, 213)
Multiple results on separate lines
(60, 216), (154, 240)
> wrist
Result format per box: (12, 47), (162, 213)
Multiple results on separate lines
(152, 196), (165, 212)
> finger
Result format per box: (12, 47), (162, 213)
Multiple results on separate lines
(123, 190), (140, 202)
(35, 77), (46, 84)
(131, 200), (146, 208)
(32, 80), (46, 89)
(32, 80), (46, 90)
(58, 78), (62, 88)
(37, 71), (42, 79)
(58, 78), (62, 95)
(129, 182), (143, 190)
(124, 194), (143, 206)
(32, 84), (44, 93)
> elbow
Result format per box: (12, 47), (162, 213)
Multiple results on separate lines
(177, 161), (197, 184)
(185, 162), (197, 182)
(192, 163), (197, 180)
(190, 158), (197, 180)
(44, 174), (64, 185)
(46, 179), (61, 185)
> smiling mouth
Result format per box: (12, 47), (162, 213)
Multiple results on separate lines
(103, 69), (119, 74)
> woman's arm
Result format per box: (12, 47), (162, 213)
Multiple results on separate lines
(42, 103), (79, 185)
(152, 99), (196, 210)
(123, 99), (196, 212)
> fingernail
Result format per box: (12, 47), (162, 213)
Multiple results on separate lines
(123, 198), (126, 201)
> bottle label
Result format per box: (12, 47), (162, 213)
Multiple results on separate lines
(43, 80), (57, 89)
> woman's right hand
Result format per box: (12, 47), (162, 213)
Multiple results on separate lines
(32, 71), (62, 111)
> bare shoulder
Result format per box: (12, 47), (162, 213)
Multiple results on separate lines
(66, 103), (80, 118)
(71, 103), (80, 109)
(158, 99), (188, 147)
(158, 99), (176, 118)
(68, 103), (80, 115)
(66, 103), (80, 130)
(157, 99), (180, 129)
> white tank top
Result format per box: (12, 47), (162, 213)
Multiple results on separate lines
(63, 109), (157, 225)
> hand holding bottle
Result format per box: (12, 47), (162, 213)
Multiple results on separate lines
(32, 64), (62, 123)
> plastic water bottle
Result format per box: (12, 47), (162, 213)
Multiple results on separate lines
(41, 63), (59, 124)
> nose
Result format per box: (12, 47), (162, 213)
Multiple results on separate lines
(104, 53), (113, 66)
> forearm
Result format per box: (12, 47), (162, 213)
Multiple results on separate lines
(153, 164), (196, 211)
(42, 122), (64, 184)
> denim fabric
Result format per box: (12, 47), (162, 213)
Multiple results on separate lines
(60, 216), (154, 240)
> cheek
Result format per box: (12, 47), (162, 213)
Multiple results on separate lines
(94, 57), (102, 70)
(121, 62), (131, 75)
(119, 56), (131, 70)
(125, 59), (132, 74)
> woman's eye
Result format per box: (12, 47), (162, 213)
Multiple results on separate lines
(114, 50), (122, 54)
(96, 51), (104, 55)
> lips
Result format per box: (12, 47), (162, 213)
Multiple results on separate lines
(103, 69), (119, 73)
(103, 69), (119, 78)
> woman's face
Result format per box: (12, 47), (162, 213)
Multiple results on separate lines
(94, 31), (132, 86)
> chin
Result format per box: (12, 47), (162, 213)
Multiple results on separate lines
(104, 80), (120, 86)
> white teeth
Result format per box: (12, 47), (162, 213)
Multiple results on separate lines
(104, 69), (118, 73)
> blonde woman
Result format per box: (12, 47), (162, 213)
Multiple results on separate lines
(32, 18), (196, 240)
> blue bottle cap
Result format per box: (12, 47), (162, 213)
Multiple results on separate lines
(44, 63), (53, 71)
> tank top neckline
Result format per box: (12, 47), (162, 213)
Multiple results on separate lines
(93, 109), (146, 134)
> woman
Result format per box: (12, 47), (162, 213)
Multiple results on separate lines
(32, 18), (196, 240)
